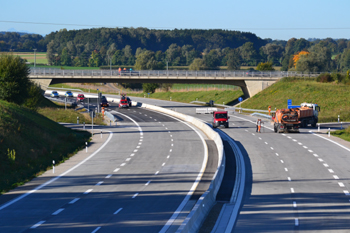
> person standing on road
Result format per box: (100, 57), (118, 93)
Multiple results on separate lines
(257, 119), (262, 133)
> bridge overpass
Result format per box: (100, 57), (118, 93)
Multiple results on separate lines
(29, 69), (318, 98)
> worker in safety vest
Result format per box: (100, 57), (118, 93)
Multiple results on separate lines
(256, 119), (262, 133)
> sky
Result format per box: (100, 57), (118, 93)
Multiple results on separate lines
(1, 0), (350, 41)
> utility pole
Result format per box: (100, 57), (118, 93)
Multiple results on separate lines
(33, 49), (37, 68)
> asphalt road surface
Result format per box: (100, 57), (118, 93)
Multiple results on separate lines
(127, 96), (350, 233)
(0, 104), (206, 233)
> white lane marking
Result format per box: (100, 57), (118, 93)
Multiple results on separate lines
(285, 168), (288, 172)
(159, 122), (161, 123)
(293, 139), (297, 142)
(91, 227), (101, 233)
(288, 177), (292, 181)
(168, 131), (171, 133)
(259, 137), (262, 140)
(145, 181), (151, 186)
(162, 124), (165, 126)
(167, 155), (170, 159)
(84, 189), (93, 194)
(344, 190), (350, 195)
(291, 188), (295, 193)
(298, 142), (302, 145)
(96, 181), (103, 186)
(140, 136), (143, 139)
(295, 218), (299, 226)
(171, 144), (174, 147)
(114, 168), (120, 172)
(106, 174), (112, 178)
(310, 130), (350, 153)
(333, 175), (339, 179)
(134, 149), (138, 152)
(293, 201), (297, 208)
(133, 110), (136, 112)
(126, 158), (131, 161)
(276, 153), (279, 156)
(140, 139), (143, 142)
(136, 146), (140, 148)
(155, 171), (159, 175)
(150, 116), (152, 118)
(171, 139), (173, 141)
(252, 133), (255, 136)
(270, 147), (274, 150)
(170, 149), (172, 152)
(52, 208), (64, 215)
(132, 193), (139, 198)
(314, 154), (319, 157)
(265, 142), (268, 144)
(69, 198), (80, 204)
(303, 146), (308, 149)
(318, 158), (324, 162)
(339, 182), (345, 187)
(120, 163), (126, 166)
(130, 153), (135, 157)
(30, 221), (45, 229)
(287, 136), (291, 139)
(323, 163), (329, 167)
(170, 135), (173, 137)
(144, 114), (147, 116)
(282, 134), (286, 136)
(308, 150), (313, 153)
(329, 169), (334, 173)
(154, 119), (157, 121)
(280, 160), (284, 163)
(113, 208), (123, 215)
(162, 163), (166, 166)
(138, 142), (142, 145)
(0, 131), (114, 211)
(245, 130), (248, 132)
(165, 128), (168, 130)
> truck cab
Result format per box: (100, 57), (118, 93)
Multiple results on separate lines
(212, 111), (229, 128)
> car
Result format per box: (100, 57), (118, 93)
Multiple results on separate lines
(100, 99), (109, 107)
(212, 111), (229, 128)
(119, 99), (129, 108)
(126, 97), (132, 107)
(77, 94), (85, 102)
(50, 91), (59, 98)
(65, 91), (73, 97)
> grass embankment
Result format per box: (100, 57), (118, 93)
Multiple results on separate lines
(0, 100), (91, 194)
(241, 77), (350, 123)
(131, 89), (244, 105)
(331, 127), (350, 141)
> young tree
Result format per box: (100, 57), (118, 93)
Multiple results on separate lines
(226, 49), (241, 70)
(189, 58), (207, 70)
(142, 83), (159, 93)
(256, 62), (275, 71)
(0, 54), (30, 105)
(134, 50), (158, 70)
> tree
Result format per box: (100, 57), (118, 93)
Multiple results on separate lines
(239, 42), (259, 65)
(0, 54), (30, 105)
(60, 47), (72, 66)
(142, 83), (159, 93)
(226, 49), (240, 70)
(204, 49), (221, 69)
(46, 40), (55, 65)
(256, 62), (275, 71)
(189, 58), (207, 70)
(134, 50), (158, 70)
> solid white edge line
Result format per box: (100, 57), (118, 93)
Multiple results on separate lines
(0, 131), (114, 211)
(155, 110), (208, 233)
(309, 130), (350, 152)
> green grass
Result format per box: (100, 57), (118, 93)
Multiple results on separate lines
(130, 89), (244, 105)
(240, 77), (350, 123)
(28, 65), (100, 70)
(171, 83), (239, 91)
(331, 127), (350, 141)
(0, 100), (91, 194)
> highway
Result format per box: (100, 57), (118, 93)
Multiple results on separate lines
(128, 96), (350, 232)
(0, 102), (207, 232)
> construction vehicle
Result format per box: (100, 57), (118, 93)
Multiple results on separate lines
(274, 103), (320, 133)
(212, 111), (229, 128)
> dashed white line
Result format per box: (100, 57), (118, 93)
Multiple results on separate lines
(333, 175), (339, 179)
(328, 169), (334, 173)
(323, 163), (329, 167)
(114, 168), (120, 172)
(285, 168), (288, 172)
(276, 153), (279, 156)
(170, 135), (173, 137)
(288, 177), (292, 181)
(293, 139), (297, 142)
(170, 149), (172, 152)
(313, 154), (319, 157)
(344, 190), (350, 196)
(295, 218), (299, 226)
(252, 133), (255, 136)
(133, 149), (138, 152)
(167, 155), (170, 159)
(30, 221), (45, 229)
(155, 171), (159, 175)
(298, 142), (302, 145)
(138, 142), (142, 145)
(280, 160), (284, 163)
(52, 208), (64, 215)
(303, 146), (308, 149)
(265, 142), (268, 144)
(259, 137), (262, 140)
(136, 146), (140, 148)
(132, 193), (139, 198)
(171, 144), (174, 147)
(120, 163), (126, 167)
(293, 201), (297, 208)
(162, 163), (166, 166)
(126, 158), (131, 161)
(318, 158), (324, 162)
(291, 188), (295, 193)
(69, 198), (80, 204)
(84, 189), (93, 194)
(282, 134), (286, 136)
(91, 226), (101, 233)
(114, 208), (123, 215)
(339, 182), (345, 187)
(96, 181), (103, 186)
(171, 139), (173, 141)
(245, 130), (248, 132)
(106, 174), (112, 178)
(130, 153), (135, 157)
(145, 181), (151, 186)
(308, 150), (313, 153)
(287, 136), (291, 139)
(270, 147), (274, 150)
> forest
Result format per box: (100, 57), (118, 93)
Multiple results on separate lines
(1, 28), (350, 72)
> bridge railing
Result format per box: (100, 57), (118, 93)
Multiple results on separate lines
(30, 68), (321, 78)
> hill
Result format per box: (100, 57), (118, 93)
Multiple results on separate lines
(0, 100), (91, 194)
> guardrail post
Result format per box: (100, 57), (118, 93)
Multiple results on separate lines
(85, 142), (88, 153)
(318, 123), (320, 132)
(328, 128), (330, 137)
(83, 122), (85, 130)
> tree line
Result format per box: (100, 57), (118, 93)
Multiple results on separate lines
(1, 28), (350, 72)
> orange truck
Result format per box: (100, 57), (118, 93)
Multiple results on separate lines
(274, 103), (320, 133)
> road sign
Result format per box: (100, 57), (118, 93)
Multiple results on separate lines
(238, 97), (243, 102)
(287, 99), (292, 106)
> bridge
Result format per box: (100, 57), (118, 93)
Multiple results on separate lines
(29, 69), (318, 98)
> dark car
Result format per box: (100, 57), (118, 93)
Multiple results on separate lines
(100, 99), (109, 107)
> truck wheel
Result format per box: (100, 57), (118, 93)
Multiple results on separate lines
(311, 121), (316, 127)
(274, 125), (277, 133)
(212, 125), (216, 128)
(225, 123), (229, 128)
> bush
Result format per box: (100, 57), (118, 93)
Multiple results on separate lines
(316, 73), (333, 83)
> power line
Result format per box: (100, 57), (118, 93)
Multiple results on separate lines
(1, 20), (350, 31)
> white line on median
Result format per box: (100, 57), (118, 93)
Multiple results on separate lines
(113, 208), (123, 215)
(333, 175), (339, 179)
(132, 193), (139, 198)
(293, 201), (297, 208)
(52, 208), (64, 215)
(105, 174), (112, 178)
(84, 189), (93, 194)
(30, 221), (45, 229)
(69, 198), (80, 204)
(145, 181), (151, 186)
(95, 181), (103, 186)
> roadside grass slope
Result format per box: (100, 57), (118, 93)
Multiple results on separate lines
(0, 100), (91, 194)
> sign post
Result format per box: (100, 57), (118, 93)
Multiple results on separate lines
(238, 97), (243, 113)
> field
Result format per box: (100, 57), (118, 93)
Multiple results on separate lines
(0, 52), (48, 64)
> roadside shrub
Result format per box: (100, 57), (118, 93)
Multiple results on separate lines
(331, 73), (345, 83)
(316, 73), (333, 83)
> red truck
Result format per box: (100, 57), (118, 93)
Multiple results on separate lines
(212, 111), (229, 128)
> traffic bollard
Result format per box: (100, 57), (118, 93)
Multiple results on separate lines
(328, 128), (330, 137)
(338, 115), (340, 123)
(83, 122), (85, 130)
(77, 116), (79, 124)
(85, 142), (88, 153)
(53, 160), (55, 173)
(101, 131), (102, 138)
(318, 124), (320, 132)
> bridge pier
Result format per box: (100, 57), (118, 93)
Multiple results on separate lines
(244, 80), (276, 98)
(30, 77), (52, 91)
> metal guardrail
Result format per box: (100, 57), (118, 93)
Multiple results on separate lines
(30, 68), (322, 78)
(104, 111), (115, 122)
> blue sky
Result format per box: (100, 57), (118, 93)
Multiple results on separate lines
(1, 0), (349, 40)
